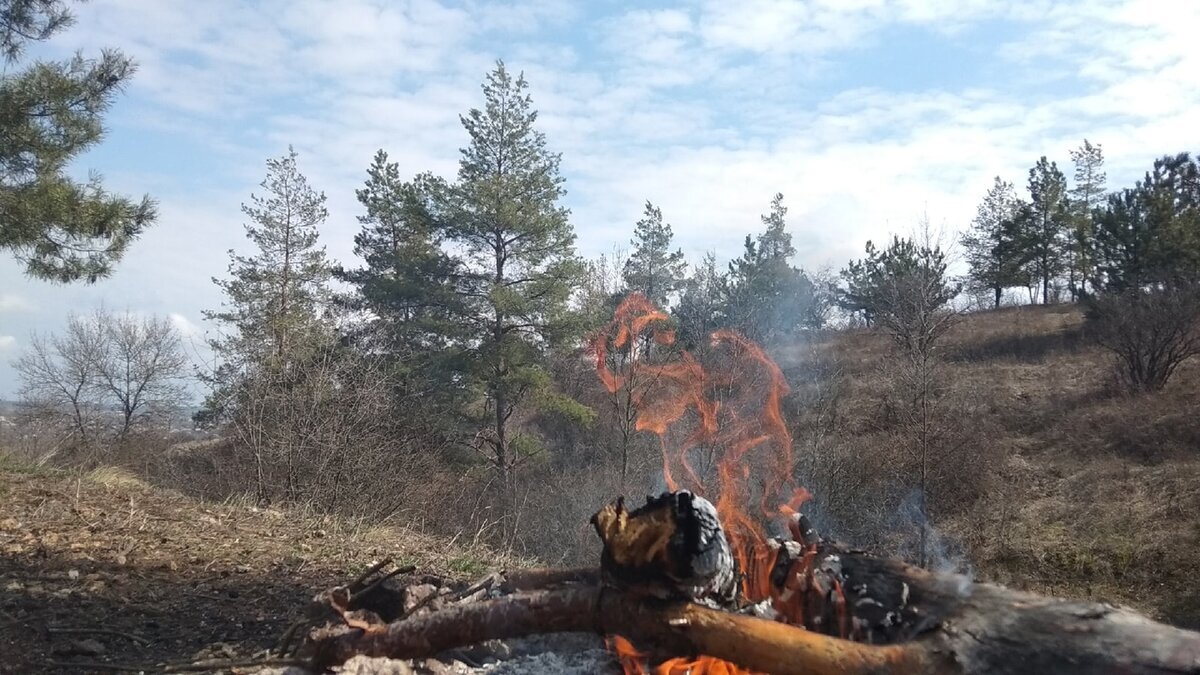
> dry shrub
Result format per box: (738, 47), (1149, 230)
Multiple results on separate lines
(1089, 284), (1200, 392)
(220, 351), (447, 516)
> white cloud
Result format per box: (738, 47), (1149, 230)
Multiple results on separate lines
(0, 294), (32, 313)
(0, 336), (16, 350)
(169, 314), (202, 339)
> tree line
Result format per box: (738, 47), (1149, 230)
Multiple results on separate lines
(5, 3), (1198, 554)
(957, 142), (1200, 390)
(960, 142), (1199, 304)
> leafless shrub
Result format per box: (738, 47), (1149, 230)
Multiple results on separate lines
(226, 350), (442, 517)
(1089, 284), (1200, 392)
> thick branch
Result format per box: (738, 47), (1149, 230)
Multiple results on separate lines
(498, 566), (599, 593)
(310, 584), (927, 675)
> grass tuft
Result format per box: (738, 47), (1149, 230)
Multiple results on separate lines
(85, 465), (151, 491)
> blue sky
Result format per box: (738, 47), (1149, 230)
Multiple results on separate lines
(1, 0), (1198, 397)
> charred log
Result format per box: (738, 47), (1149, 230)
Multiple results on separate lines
(592, 490), (737, 609)
(304, 494), (1200, 674)
(308, 575), (1200, 674)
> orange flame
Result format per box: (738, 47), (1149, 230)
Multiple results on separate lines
(591, 293), (818, 674)
(608, 634), (756, 675)
(590, 292), (807, 601)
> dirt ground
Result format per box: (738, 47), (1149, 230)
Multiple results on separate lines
(0, 465), (503, 674)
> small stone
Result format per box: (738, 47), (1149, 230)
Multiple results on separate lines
(71, 638), (106, 656)
(416, 658), (457, 674)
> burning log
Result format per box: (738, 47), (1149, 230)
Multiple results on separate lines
(592, 490), (738, 609)
(308, 563), (1200, 674)
(310, 583), (929, 674)
(307, 493), (1200, 674)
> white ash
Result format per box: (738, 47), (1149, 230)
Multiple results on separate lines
(456, 633), (618, 674)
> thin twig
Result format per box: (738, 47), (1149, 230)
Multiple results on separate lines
(397, 584), (452, 621)
(451, 572), (501, 602)
(47, 627), (150, 645)
(275, 619), (307, 658)
(348, 565), (415, 604)
(175, 589), (226, 603)
(349, 557), (393, 592)
(44, 662), (149, 673)
(0, 608), (25, 629)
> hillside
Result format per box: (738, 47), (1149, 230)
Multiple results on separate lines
(1, 304), (1197, 673)
(0, 465), (512, 674)
(822, 304), (1200, 628)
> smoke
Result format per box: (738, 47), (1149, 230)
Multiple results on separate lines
(894, 489), (973, 577)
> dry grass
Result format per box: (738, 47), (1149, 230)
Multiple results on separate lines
(84, 465), (151, 491)
(813, 304), (1200, 628)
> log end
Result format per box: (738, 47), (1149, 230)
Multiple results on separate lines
(592, 491), (737, 608)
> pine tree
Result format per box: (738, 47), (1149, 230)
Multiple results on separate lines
(1095, 153), (1200, 291)
(622, 201), (686, 307)
(724, 193), (822, 342)
(1024, 156), (1069, 304)
(335, 150), (461, 376)
(757, 192), (793, 259)
(1090, 153), (1200, 394)
(0, 0), (156, 282)
(960, 177), (1030, 308)
(839, 234), (958, 328)
(674, 252), (727, 350)
(837, 240), (882, 324)
(1068, 140), (1106, 298)
(436, 61), (586, 500)
(200, 148), (331, 422)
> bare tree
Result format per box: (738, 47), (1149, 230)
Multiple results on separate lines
(13, 310), (190, 447)
(93, 311), (189, 436)
(14, 313), (107, 443)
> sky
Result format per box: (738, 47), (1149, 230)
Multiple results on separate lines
(1, 0), (1198, 397)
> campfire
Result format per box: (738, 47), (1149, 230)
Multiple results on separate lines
(588, 292), (841, 673)
(297, 294), (1200, 674)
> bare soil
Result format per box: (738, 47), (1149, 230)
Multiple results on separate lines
(0, 466), (504, 674)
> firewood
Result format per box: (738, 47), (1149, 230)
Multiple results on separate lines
(497, 566), (599, 592)
(309, 573), (1200, 675)
(309, 583), (927, 674)
(304, 493), (1200, 674)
